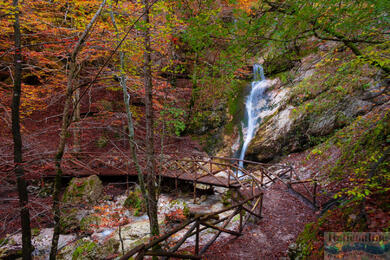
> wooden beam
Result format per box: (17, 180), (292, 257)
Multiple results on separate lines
(119, 244), (145, 260)
(199, 208), (240, 254)
(145, 251), (201, 259)
(200, 221), (241, 236)
(242, 206), (262, 219)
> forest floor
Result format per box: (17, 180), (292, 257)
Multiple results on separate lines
(204, 181), (316, 259)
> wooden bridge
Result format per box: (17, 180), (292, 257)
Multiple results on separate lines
(50, 152), (319, 259)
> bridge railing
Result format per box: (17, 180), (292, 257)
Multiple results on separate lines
(161, 155), (319, 209)
(119, 192), (263, 260)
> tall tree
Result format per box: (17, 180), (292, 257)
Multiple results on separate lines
(109, 1), (149, 217)
(49, 1), (106, 259)
(11, 0), (32, 259)
(143, 0), (160, 239)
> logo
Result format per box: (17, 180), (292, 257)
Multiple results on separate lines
(324, 232), (390, 259)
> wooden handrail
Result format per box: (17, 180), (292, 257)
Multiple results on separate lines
(119, 192), (263, 260)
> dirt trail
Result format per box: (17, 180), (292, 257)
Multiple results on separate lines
(205, 182), (316, 259)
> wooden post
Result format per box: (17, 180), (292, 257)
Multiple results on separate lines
(239, 206), (243, 234)
(260, 171), (264, 187)
(313, 181), (317, 208)
(195, 220), (200, 255)
(228, 169), (231, 187)
(135, 247), (145, 260)
(193, 168), (197, 203)
(175, 177), (178, 196)
(259, 193), (263, 218)
(193, 180), (197, 204)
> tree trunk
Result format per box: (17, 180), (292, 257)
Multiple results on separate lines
(49, 1), (106, 259)
(72, 86), (81, 154)
(109, 4), (148, 209)
(143, 0), (160, 238)
(11, 0), (32, 259)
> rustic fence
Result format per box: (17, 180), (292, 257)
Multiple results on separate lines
(119, 192), (263, 260)
(49, 152), (319, 258)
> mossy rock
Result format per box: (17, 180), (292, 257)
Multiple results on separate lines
(263, 51), (298, 76)
(72, 239), (98, 260)
(98, 238), (119, 258)
(123, 187), (146, 216)
(60, 208), (81, 234)
(80, 215), (101, 234)
(221, 189), (233, 206)
(62, 175), (103, 206)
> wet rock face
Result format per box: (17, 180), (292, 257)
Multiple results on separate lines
(62, 175), (103, 206)
(246, 96), (373, 162)
(307, 97), (373, 136)
(246, 106), (298, 161)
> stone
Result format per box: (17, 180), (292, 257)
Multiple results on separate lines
(199, 195), (207, 203)
(62, 175), (103, 206)
(99, 238), (119, 258)
(195, 183), (210, 190)
(123, 187), (146, 216)
(246, 90), (374, 161)
(60, 208), (88, 234)
(308, 113), (337, 136)
(80, 214), (101, 234)
(33, 228), (76, 257)
(71, 238), (98, 260)
(308, 97), (373, 136)
(113, 220), (151, 251)
(247, 106), (296, 161)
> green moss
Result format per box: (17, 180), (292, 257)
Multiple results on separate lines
(0, 237), (9, 246)
(62, 175), (103, 206)
(289, 50), (377, 118)
(80, 215), (101, 233)
(60, 208), (80, 234)
(72, 240), (97, 260)
(31, 228), (40, 236)
(123, 187), (146, 216)
(330, 111), (390, 200)
(99, 238), (119, 256)
(221, 189), (232, 206)
(263, 50), (298, 76)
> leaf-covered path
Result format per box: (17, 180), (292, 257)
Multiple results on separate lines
(205, 182), (316, 259)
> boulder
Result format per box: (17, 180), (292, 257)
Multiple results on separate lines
(80, 214), (102, 234)
(62, 175), (103, 206)
(123, 187), (146, 216)
(70, 238), (98, 260)
(60, 208), (88, 234)
(59, 236), (119, 260)
(113, 220), (150, 251)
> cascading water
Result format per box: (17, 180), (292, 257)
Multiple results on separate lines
(238, 64), (269, 172)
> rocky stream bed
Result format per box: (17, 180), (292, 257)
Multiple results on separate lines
(0, 175), (243, 259)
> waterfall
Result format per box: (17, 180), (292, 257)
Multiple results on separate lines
(238, 64), (269, 172)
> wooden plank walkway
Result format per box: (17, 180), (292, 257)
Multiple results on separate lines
(43, 166), (241, 188)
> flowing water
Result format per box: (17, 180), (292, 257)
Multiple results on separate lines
(238, 64), (270, 171)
